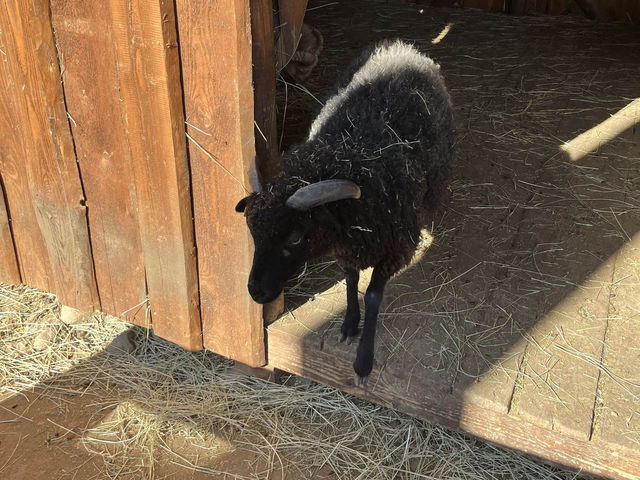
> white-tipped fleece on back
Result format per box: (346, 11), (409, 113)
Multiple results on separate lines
(308, 40), (439, 140)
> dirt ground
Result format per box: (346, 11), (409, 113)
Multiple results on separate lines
(273, 0), (640, 476)
(0, 296), (337, 480)
(0, 286), (585, 480)
(0, 390), (322, 479)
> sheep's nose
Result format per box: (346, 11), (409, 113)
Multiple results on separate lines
(248, 279), (261, 299)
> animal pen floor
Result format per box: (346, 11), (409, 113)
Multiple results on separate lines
(267, 1), (640, 478)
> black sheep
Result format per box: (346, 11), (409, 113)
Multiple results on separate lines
(236, 40), (455, 386)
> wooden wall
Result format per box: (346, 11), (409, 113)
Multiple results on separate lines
(0, 0), (265, 365)
(415, 0), (640, 21)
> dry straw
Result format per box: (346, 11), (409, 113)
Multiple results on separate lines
(275, 0), (640, 392)
(1, 283), (582, 479)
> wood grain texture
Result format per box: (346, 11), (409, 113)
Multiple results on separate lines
(109, 0), (201, 350)
(0, 24), (52, 292)
(594, 233), (640, 452)
(512, 257), (613, 441)
(547, 0), (572, 14)
(0, 0), (98, 310)
(250, 0), (280, 182)
(267, 321), (640, 479)
(251, 0), (285, 324)
(509, 0), (529, 14)
(275, 0), (309, 72)
(49, 0), (148, 325)
(176, 0), (264, 365)
(0, 179), (20, 285)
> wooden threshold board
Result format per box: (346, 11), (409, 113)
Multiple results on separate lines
(266, 238), (640, 480)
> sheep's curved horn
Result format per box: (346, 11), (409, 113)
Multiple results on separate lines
(286, 179), (361, 211)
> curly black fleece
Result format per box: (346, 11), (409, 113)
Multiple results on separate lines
(246, 40), (455, 278)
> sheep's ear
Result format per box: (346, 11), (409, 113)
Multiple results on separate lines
(286, 179), (361, 211)
(235, 196), (251, 213)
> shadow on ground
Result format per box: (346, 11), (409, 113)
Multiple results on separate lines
(269, 1), (640, 475)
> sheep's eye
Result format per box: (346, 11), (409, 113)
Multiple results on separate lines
(286, 232), (304, 247)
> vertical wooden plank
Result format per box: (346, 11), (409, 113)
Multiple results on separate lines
(274, 0), (309, 72)
(547, 0), (572, 14)
(250, 0), (280, 181)
(49, 1), (148, 325)
(0, 25), (52, 292)
(251, 0), (285, 325)
(0, 0), (98, 310)
(509, 0), (528, 14)
(108, 0), (201, 350)
(0, 24), (23, 287)
(527, 0), (550, 14)
(176, 0), (265, 366)
(0, 180), (20, 285)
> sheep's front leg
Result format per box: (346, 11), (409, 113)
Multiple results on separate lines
(354, 267), (388, 387)
(339, 268), (360, 345)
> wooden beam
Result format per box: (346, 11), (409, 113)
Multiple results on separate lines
(176, 0), (264, 365)
(49, 0), (148, 325)
(0, 179), (20, 285)
(595, 233), (640, 454)
(547, 0), (572, 14)
(250, 0), (280, 181)
(509, 0), (528, 14)
(0, 0), (98, 310)
(513, 256), (613, 440)
(250, 0), (285, 325)
(0, 24), (52, 293)
(267, 322), (640, 479)
(108, 0), (201, 350)
(274, 0), (309, 72)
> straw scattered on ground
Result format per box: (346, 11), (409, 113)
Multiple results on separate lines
(278, 0), (640, 402)
(0, 283), (585, 479)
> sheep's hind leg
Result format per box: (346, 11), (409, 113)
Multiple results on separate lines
(354, 267), (388, 388)
(339, 268), (360, 345)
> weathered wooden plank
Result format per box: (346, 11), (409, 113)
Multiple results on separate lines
(250, 0), (285, 325)
(509, 0), (528, 14)
(0, 180), (20, 285)
(275, 0), (309, 72)
(109, 0), (201, 350)
(547, 0), (572, 15)
(0, 0), (98, 310)
(267, 319), (640, 479)
(50, 1), (148, 325)
(0, 91), (52, 292)
(250, 0), (280, 181)
(0, 29), (52, 292)
(527, 0), (550, 13)
(176, 0), (263, 364)
(594, 232), (640, 451)
(509, 257), (613, 441)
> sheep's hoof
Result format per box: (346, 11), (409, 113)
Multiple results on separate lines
(354, 374), (369, 388)
(338, 333), (356, 345)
